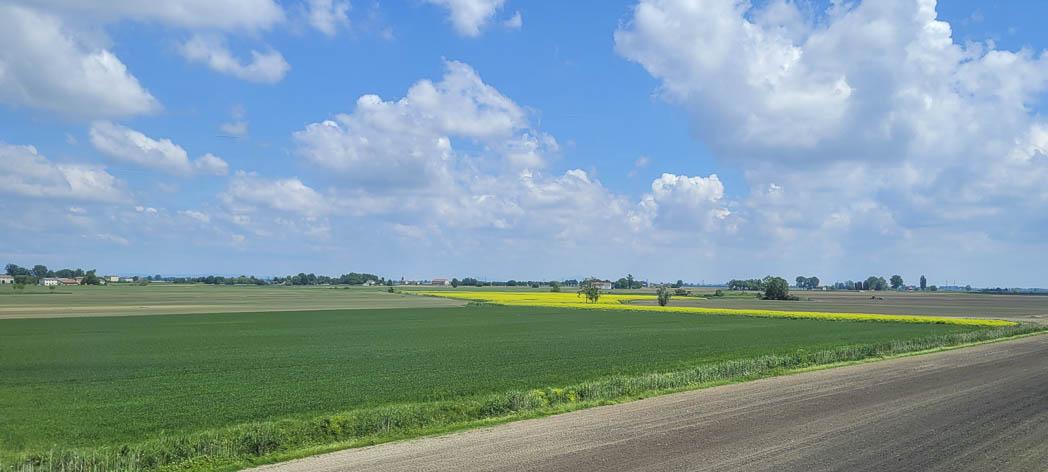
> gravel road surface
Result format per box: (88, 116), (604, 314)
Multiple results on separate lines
(250, 334), (1048, 472)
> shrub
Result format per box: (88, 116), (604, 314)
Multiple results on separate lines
(656, 285), (671, 306)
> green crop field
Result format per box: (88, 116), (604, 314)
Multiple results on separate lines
(0, 287), (1041, 471)
(0, 284), (462, 319)
(0, 306), (976, 449)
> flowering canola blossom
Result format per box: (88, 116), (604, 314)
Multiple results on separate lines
(416, 291), (1015, 327)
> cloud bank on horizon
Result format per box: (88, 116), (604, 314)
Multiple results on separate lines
(1, 0), (1046, 286)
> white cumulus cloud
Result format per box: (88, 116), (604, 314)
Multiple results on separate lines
(179, 35), (290, 84)
(221, 171), (331, 216)
(616, 0), (1048, 252)
(0, 5), (160, 118)
(643, 173), (730, 230)
(89, 121), (229, 176)
(0, 142), (124, 201)
(12, 0), (285, 31)
(306, 0), (350, 36)
(425, 0), (505, 37)
(293, 60), (549, 189)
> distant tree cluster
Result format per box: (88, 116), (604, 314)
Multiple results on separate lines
(272, 272), (382, 286)
(726, 278), (765, 291)
(725, 276), (798, 300)
(612, 274), (644, 289)
(829, 274), (941, 292)
(5, 264), (98, 285)
(794, 276), (820, 289)
(726, 276), (783, 291)
(503, 280), (542, 288)
(449, 278), (580, 288)
(832, 277), (886, 291)
(176, 275), (269, 285)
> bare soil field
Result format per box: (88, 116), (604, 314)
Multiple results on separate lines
(0, 285), (463, 319)
(635, 290), (1048, 321)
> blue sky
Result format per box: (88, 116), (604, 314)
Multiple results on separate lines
(3, 0), (1048, 287)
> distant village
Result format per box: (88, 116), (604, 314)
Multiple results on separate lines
(0, 273), (128, 286)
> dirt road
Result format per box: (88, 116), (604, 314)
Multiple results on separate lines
(249, 334), (1048, 472)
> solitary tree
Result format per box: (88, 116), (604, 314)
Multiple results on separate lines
(627, 274), (634, 290)
(674, 279), (684, 288)
(890, 275), (904, 290)
(451, 278), (460, 288)
(550, 281), (561, 293)
(656, 285), (671, 306)
(920, 275), (927, 291)
(763, 277), (791, 300)
(577, 278), (601, 303)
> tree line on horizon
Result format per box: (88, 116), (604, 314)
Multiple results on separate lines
(727, 274), (944, 292)
(5, 264), (101, 285)
(5, 263), (998, 294)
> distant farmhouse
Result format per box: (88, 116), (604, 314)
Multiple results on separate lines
(595, 280), (613, 290)
(41, 278), (81, 286)
(0, 274), (13, 284)
(431, 278), (450, 286)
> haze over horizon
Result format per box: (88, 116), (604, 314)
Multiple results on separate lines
(3, 0), (1048, 287)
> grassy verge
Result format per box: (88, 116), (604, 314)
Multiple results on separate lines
(3, 322), (1042, 472)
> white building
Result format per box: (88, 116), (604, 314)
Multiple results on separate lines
(595, 280), (613, 290)
(0, 275), (13, 284)
(41, 278), (60, 286)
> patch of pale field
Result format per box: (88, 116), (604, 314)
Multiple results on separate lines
(641, 289), (1048, 320)
(0, 285), (464, 319)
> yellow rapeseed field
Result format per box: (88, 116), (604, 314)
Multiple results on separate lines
(417, 291), (1015, 327)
